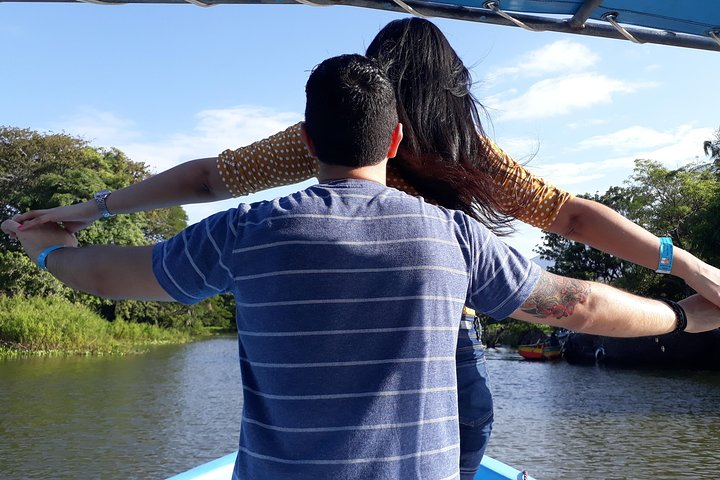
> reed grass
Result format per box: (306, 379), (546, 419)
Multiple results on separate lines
(0, 295), (192, 356)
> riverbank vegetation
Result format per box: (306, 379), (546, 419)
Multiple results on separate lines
(0, 296), (192, 356)
(0, 127), (237, 357)
(2, 126), (719, 354)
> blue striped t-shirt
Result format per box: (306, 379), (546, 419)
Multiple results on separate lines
(153, 179), (540, 480)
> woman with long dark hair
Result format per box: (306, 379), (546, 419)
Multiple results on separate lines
(16, 17), (720, 479)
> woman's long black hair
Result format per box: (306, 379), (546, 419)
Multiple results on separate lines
(366, 18), (521, 235)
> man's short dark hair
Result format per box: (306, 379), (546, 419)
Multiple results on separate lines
(304, 54), (398, 167)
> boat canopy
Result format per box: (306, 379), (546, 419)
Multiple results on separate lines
(3, 0), (720, 52)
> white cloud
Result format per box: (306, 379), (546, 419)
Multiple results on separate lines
(48, 105), (306, 224)
(54, 106), (302, 173)
(492, 135), (541, 162)
(576, 125), (709, 156)
(485, 74), (653, 121)
(636, 127), (716, 167)
(576, 126), (680, 152)
(524, 160), (608, 187)
(123, 106), (302, 173)
(484, 40), (599, 84)
(528, 126), (715, 192)
(566, 118), (607, 129)
(53, 107), (142, 145)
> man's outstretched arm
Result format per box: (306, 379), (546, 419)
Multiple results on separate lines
(510, 271), (720, 336)
(2, 220), (173, 302)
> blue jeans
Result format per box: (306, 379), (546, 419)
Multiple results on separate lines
(456, 313), (493, 480)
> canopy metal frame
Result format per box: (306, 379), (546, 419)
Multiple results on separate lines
(3, 0), (719, 52)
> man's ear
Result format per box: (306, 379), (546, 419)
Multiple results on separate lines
(387, 123), (403, 159)
(299, 122), (317, 157)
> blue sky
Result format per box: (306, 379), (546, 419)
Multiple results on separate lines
(2, 3), (719, 256)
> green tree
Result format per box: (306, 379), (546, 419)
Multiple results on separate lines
(0, 127), (188, 253)
(0, 127), (237, 332)
(703, 127), (720, 168)
(537, 159), (719, 300)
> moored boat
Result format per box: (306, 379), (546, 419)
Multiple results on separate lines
(167, 451), (536, 480)
(518, 342), (562, 361)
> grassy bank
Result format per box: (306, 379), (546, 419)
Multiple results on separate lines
(0, 296), (194, 357)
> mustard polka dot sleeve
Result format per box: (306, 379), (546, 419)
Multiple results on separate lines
(216, 122), (571, 230)
(485, 138), (573, 231)
(217, 123), (319, 197)
(217, 122), (421, 198)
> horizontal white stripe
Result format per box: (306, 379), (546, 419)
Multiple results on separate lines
(242, 415), (458, 433)
(237, 443), (459, 465)
(238, 356), (455, 368)
(232, 237), (461, 254)
(234, 295), (466, 308)
(242, 385), (456, 400)
(233, 265), (468, 281)
(310, 191), (380, 200)
(237, 326), (459, 337)
(309, 188), (410, 203)
(236, 212), (454, 228)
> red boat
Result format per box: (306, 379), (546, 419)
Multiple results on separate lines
(517, 342), (562, 361)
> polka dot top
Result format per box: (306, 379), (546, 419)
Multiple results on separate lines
(217, 122), (573, 231)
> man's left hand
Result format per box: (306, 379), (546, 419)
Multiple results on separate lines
(1, 219), (79, 263)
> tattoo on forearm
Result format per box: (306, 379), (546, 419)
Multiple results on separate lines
(521, 273), (591, 319)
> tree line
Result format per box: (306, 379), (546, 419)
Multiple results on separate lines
(0, 126), (235, 339)
(2, 125), (718, 350)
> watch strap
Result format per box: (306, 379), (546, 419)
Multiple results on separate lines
(94, 190), (115, 218)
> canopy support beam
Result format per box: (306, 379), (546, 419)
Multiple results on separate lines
(568, 0), (603, 29)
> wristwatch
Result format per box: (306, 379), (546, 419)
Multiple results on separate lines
(93, 190), (115, 218)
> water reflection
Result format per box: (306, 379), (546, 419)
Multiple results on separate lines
(484, 348), (720, 479)
(1, 339), (719, 479)
(1, 338), (242, 480)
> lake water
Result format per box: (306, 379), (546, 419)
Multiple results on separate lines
(1, 337), (719, 479)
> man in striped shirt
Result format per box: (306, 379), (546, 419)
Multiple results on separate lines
(5, 54), (720, 480)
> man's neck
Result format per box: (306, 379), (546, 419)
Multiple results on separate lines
(317, 160), (387, 185)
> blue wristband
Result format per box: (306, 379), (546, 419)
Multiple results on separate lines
(656, 237), (673, 274)
(36, 245), (66, 271)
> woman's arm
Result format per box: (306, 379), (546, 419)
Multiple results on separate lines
(16, 157), (227, 232)
(16, 123), (318, 233)
(15, 157), (228, 233)
(549, 196), (720, 308)
(485, 139), (720, 308)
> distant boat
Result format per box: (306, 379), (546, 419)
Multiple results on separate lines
(518, 342), (562, 361)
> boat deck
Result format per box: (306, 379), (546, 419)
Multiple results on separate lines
(167, 452), (536, 480)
